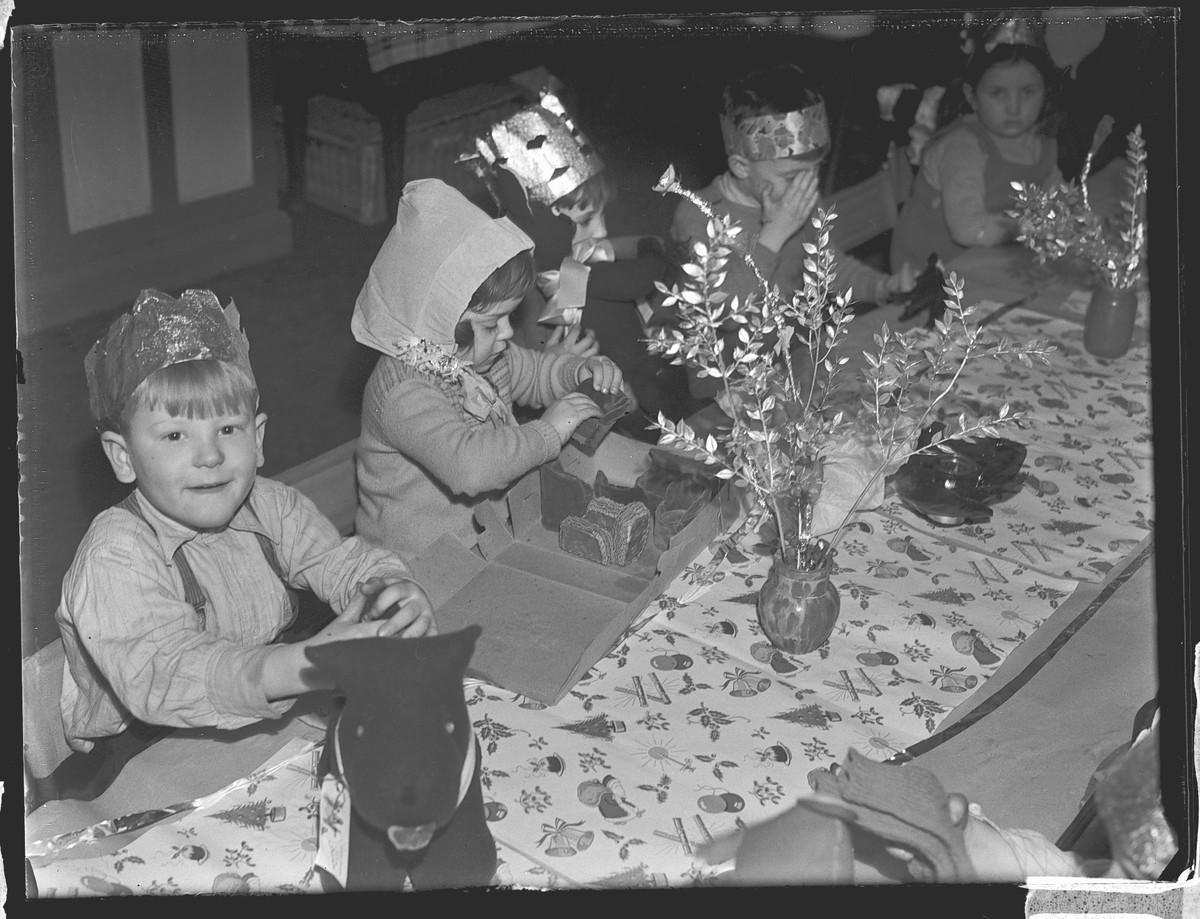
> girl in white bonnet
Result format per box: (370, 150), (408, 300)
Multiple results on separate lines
(352, 179), (628, 563)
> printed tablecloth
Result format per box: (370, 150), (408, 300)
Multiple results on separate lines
(27, 289), (1155, 894)
(876, 303), (1153, 583)
(28, 515), (1079, 893)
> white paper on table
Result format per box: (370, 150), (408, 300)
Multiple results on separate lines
(26, 738), (321, 859)
(314, 772), (350, 888)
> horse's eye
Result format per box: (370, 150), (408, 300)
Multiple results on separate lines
(444, 721), (455, 734)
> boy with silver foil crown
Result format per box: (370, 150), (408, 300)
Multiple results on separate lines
(465, 90), (699, 434)
(57, 289), (435, 756)
(671, 63), (917, 398)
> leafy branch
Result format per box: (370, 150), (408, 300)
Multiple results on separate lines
(1009, 124), (1147, 290)
(648, 164), (1055, 569)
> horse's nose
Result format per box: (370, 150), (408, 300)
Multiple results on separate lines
(387, 823), (437, 851)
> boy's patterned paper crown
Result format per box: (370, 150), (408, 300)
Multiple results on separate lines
(473, 91), (605, 206)
(85, 288), (254, 424)
(720, 102), (830, 161)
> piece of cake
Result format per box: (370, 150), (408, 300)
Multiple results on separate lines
(612, 502), (652, 565)
(583, 497), (652, 566)
(559, 514), (615, 565)
(582, 495), (624, 529)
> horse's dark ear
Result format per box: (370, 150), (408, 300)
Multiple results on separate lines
(305, 639), (408, 693)
(305, 630), (482, 694)
(305, 641), (356, 685)
(447, 625), (483, 677)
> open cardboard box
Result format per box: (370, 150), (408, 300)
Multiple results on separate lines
(409, 434), (740, 705)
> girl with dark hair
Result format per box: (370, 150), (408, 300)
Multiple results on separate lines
(891, 35), (1063, 273)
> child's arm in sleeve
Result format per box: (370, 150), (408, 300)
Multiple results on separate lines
(260, 588), (436, 702)
(503, 344), (588, 408)
(671, 195), (782, 313)
(936, 131), (1017, 248)
(257, 478), (422, 613)
(830, 243), (897, 304)
(380, 375), (562, 496)
(256, 486), (439, 701)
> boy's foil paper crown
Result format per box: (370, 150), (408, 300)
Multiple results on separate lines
(720, 102), (830, 161)
(85, 288), (255, 424)
(473, 91), (605, 206)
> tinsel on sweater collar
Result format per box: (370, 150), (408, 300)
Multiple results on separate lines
(392, 338), (503, 423)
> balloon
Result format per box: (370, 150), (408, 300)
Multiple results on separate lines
(1045, 14), (1107, 78)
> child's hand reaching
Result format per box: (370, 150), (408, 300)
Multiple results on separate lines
(543, 392), (603, 446)
(263, 578), (436, 700)
(545, 323), (600, 358)
(348, 577), (437, 637)
(578, 356), (625, 395)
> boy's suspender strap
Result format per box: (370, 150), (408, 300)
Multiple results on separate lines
(255, 534), (301, 625)
(116, 493), (298, 626)
(117, 493), (209, 622)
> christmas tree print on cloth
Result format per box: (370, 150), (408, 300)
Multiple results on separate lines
(556, 714), (627, 742)
(207, 799), (288, 831)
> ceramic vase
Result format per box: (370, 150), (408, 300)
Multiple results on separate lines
(756, 553), (840, 656)
(1083, 285), (1138, 358)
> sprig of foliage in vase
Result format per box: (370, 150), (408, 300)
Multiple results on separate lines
(1008, 123), (1147, 291)
(648, 165), (1055, 570)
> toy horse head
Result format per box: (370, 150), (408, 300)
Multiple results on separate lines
(306, 626), (481, 852)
